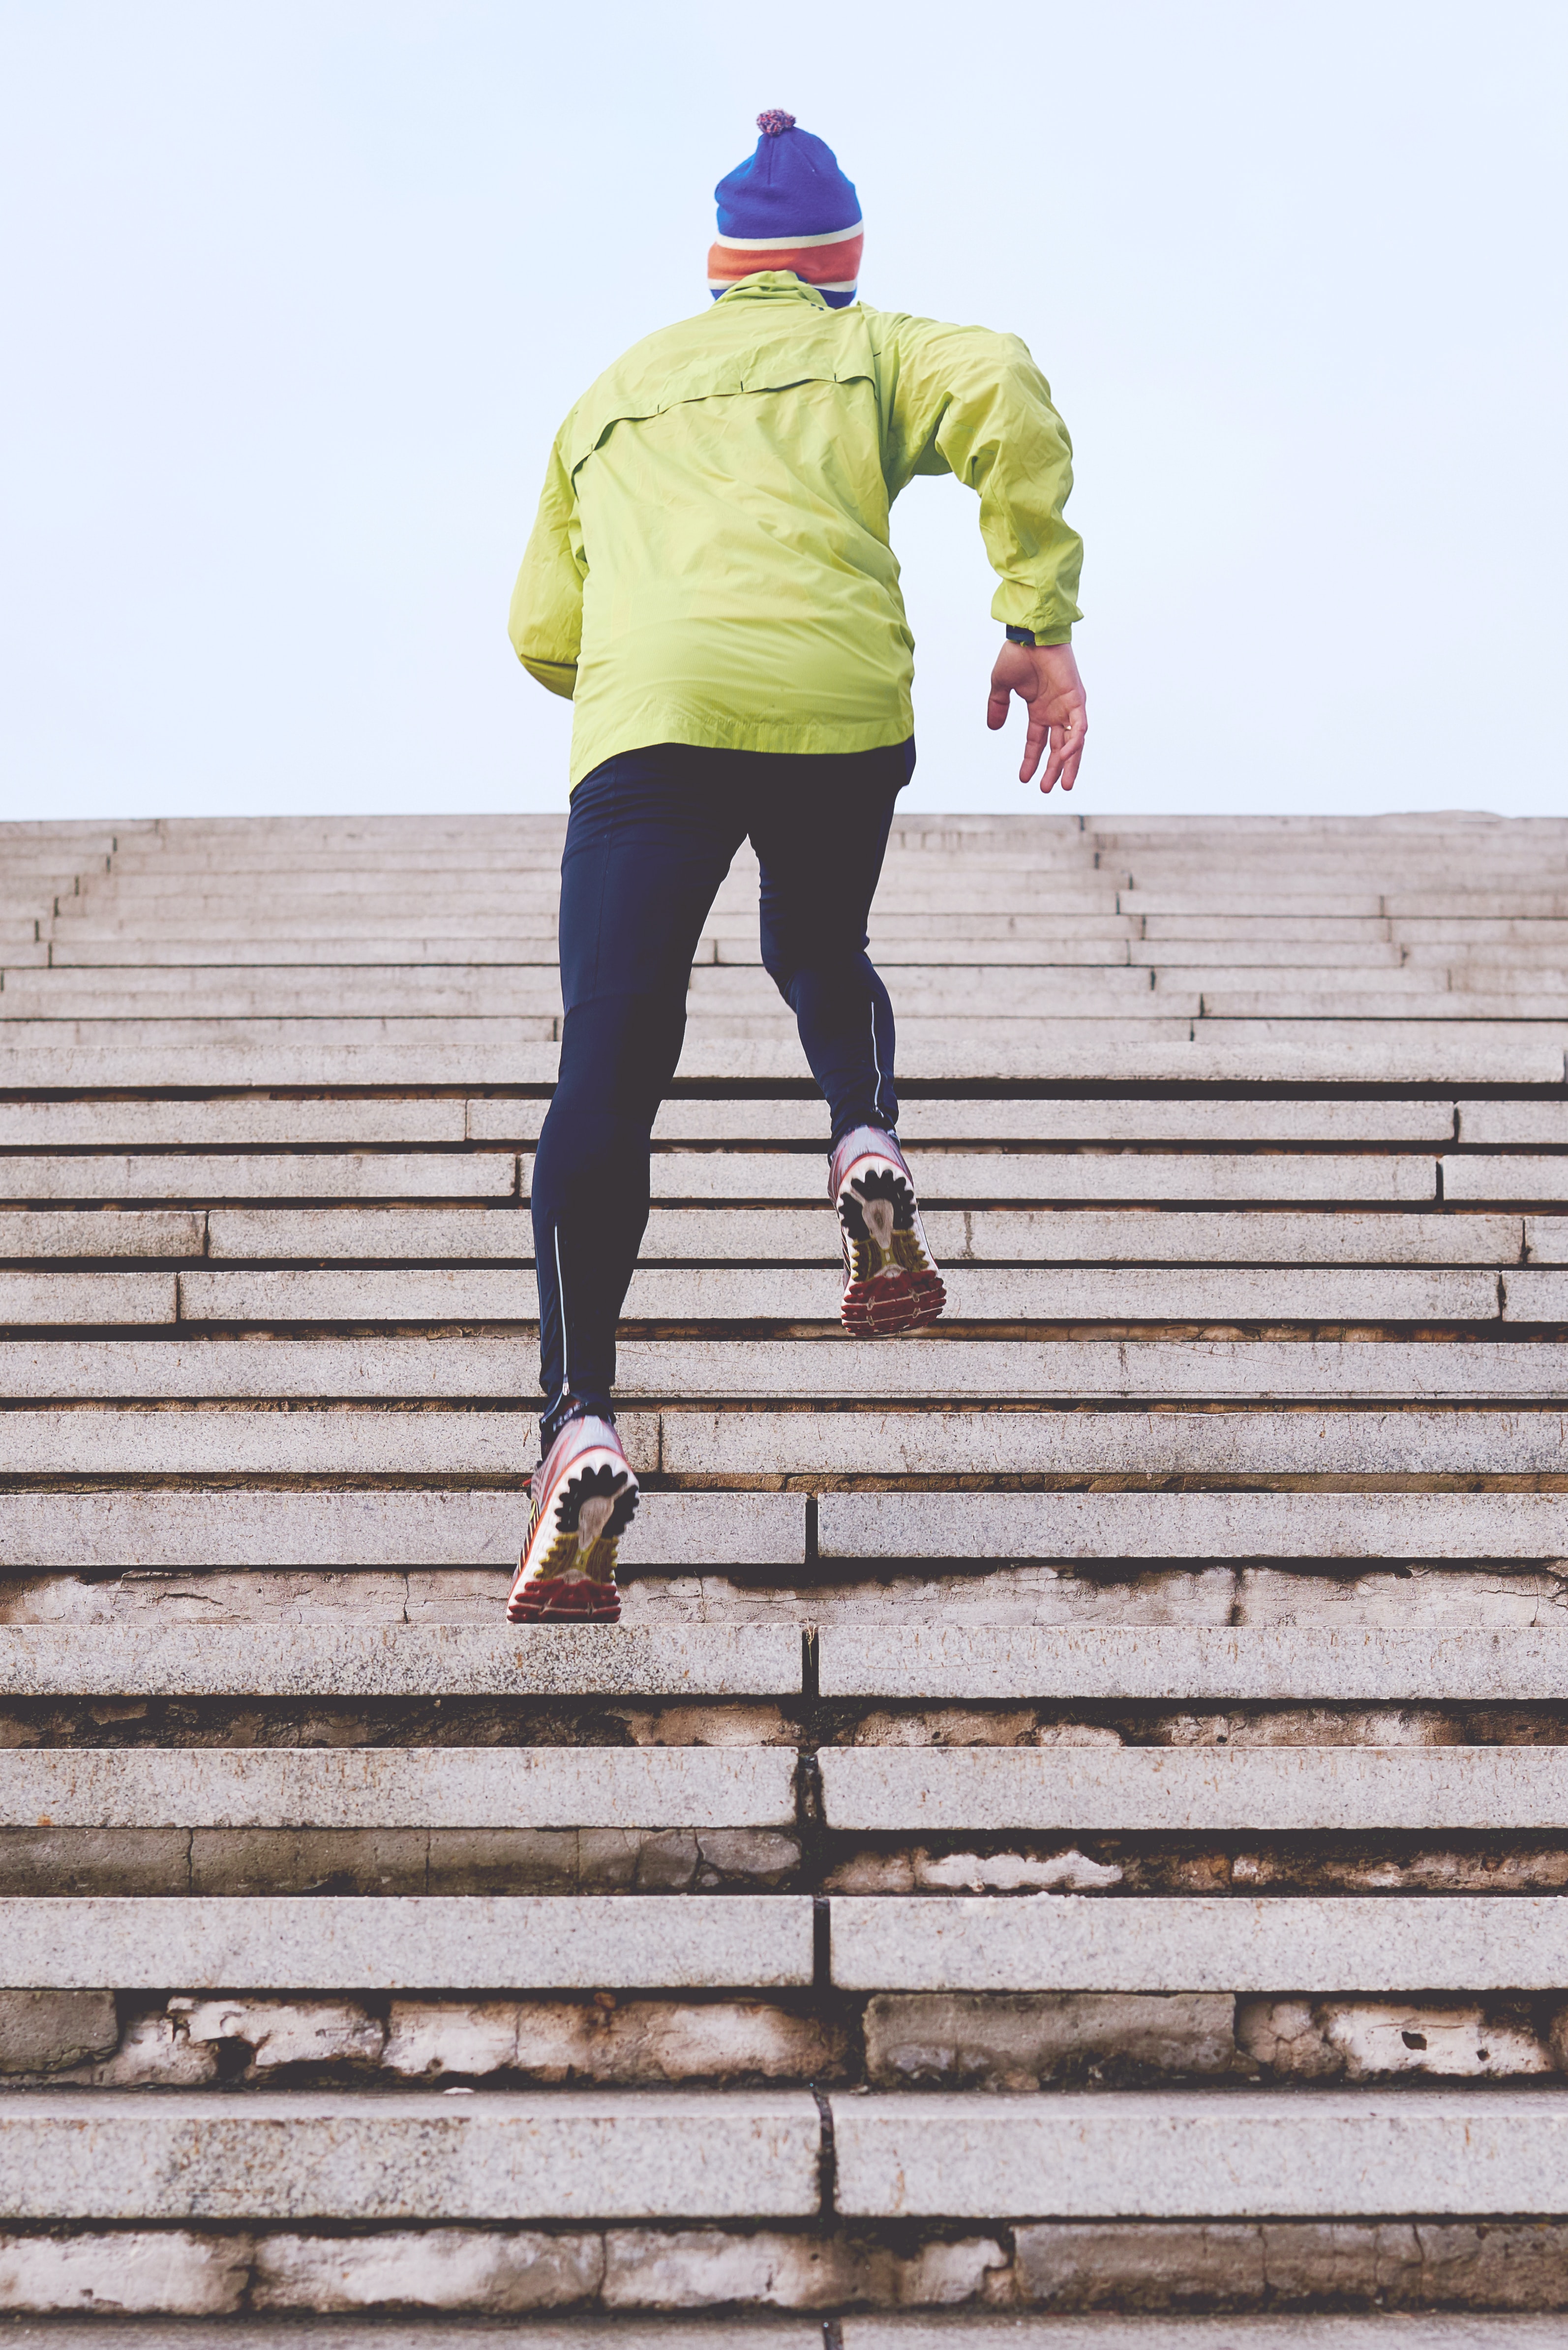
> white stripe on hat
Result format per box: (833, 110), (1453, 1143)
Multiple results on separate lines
(711, 219), (864, 251)
(709, 275), (860, 293)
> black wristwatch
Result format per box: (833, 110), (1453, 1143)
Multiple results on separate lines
(1004, 626), (1037, 646)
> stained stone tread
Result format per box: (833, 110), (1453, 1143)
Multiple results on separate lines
(817, 1745), (1568, 1833)
(0, 1488), (803, 1570)
(655, 1406), (1568, 1478)
(829, 1893), (1568, 1992)
(830, 2087), (1568, 2220)
(6, 1336), (1560, 1400)
(167, 1263), (1505, 1323)
(814, 1621), (1568, 1700)
(0, 1622), (802, 1696)
(0, 1895), (815, 1990)
(816, 1489), (1568, 1560)
(0, 2089), (823, 2222)
(0, 1747), (798, 1830)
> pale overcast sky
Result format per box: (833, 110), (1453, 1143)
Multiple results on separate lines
(1, 0), (1563, 822)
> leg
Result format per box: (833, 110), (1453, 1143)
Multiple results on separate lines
(748, 739), (913, 1141)
(747, 740), (943, 1337)
(530, 747), (745, 1430)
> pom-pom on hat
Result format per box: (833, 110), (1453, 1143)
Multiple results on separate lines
(709, 112), (863, 308)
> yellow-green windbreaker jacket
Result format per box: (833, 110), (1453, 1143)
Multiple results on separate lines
(509, 273), (1083, 788)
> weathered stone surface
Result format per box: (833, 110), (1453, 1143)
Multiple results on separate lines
(1010, 2219), (1568, 2314)
(0, 1211), (203, 1258)
(0, 1621), (802, 1698)
(175, 1997), (387, 2072)
(0, 1989), (117, 2074)
(1013, 2218), (1265, 2309)
(8, 1333), (1562, 1401)
(0, 1750), (798, 1831)
(818, 1489), (1568, 1563)
(0, 1488), (804, 1570)
(382, 1998), (842, 2084)
(0, 2089), (822, 2221)
(832, 2087), (1568, 2218)
(817, 1623), (1568, 1702)
(665, 1406), (1568, 1478)
(0, 2229), (251, 2315)
(863, 1992), (1236, 2086)
(832, 1895), (1568, 1994)
(0, 1270), (174, 1322)
(249, 2228), (603, 2311)
(0, 1153), (514, 1200)
(0, 1895), (813, 1992)
(1236, 1999), (1554, 2080)
(819, 1748), (1568, 1835)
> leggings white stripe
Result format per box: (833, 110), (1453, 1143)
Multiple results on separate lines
(553, 1223), (569, 1397)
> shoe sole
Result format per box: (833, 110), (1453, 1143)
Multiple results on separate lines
(835, 1156), (945, 1340)
(508, 1454), (638, 1625)
(842, 1264), (947, 1338)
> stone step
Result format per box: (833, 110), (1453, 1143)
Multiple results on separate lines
(0, 1895), (814, 1990)
(843, 2326), (1568, 2349)
(832, 2087), (1568, 2220)
(3, 2085), (1567, 2232)
(8, 1338), (1558, 1401)
(814, 1621), (1568, 1699)
(7, 1403), (1566, 1480)
(817, 1746), (1568, 1832)
(181, 1206), (1527, 1268)
(159, 1263), (1507, 1324)
(0, 2323), (823, 2348)
(532, 1152), (1440, 1204)
(1447, 1157), (1568, 1200)
(0, 2089), (821, 2221)
(8, 1560), (1562, 1630)
(1204, 993), (1568, 1021)
(829, 1894), (1568, 1992)
(815, 1489), (1568, 1562)
(0, 1621), (801, 1695)
(0, 1152), (515, 1200)
(12, 1619), (1562, 1701)
(2, 1037), (1560, 1086)
(0, 1099), (471, 1146)
(0, 1489), (802, 1569)
(0, 1211), (203, 1257)
(0, 1096), (1468, 1148)
(0, 1748), (797, 1829)
(0, 1892), (1558, 1998)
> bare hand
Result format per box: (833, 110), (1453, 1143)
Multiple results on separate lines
(986, 640), (1088, 792)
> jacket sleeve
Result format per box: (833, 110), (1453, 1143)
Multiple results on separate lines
(507, 436), (585, 699)
(870, 310), (1083, 643)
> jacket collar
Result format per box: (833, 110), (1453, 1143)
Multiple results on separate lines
(712, 271), (841, 312)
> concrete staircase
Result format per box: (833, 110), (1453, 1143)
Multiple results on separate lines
(2, 806), (1568, 2342)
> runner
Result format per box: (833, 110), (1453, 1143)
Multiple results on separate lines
(507, 112), (1086, 1623)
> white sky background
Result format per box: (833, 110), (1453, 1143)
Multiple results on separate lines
(1, 0), (1564, 823)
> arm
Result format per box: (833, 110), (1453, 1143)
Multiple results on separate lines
(874, 312), (1087, 790)
(507, 440), (585, 700)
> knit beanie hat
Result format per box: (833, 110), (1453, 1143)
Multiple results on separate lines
(708, 111), (863, 308)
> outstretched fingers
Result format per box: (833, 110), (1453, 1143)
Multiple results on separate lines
(1019, 700), (1052, 784)
(1040, 711), (1086, 794)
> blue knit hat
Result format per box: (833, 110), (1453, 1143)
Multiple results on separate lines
(709, 112), (863, 308)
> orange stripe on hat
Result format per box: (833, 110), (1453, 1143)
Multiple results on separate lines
(706, 231), (864, 286)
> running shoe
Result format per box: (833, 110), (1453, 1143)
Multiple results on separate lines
(508, 1412), (639, 1624)
(831, 1124), (946, 1339)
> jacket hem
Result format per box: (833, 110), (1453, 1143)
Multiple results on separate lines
(567, 711), (915, 789)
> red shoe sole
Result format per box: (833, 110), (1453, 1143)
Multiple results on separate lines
(508, 1579), (621, 1624)
(842, 1267), (946, 1339)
